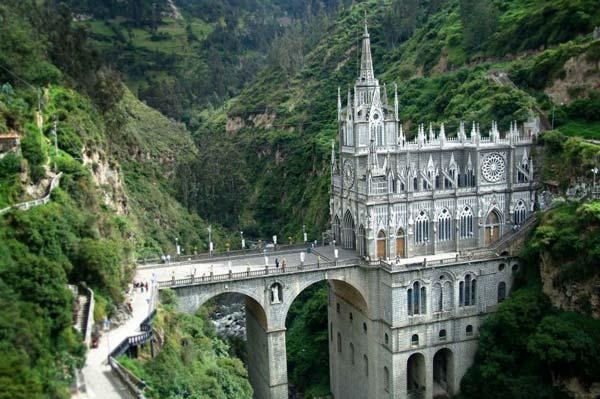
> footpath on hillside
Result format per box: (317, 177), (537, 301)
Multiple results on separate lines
(73, 279), (153, 399)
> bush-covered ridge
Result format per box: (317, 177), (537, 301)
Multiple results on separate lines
(0, 2), (237, 397)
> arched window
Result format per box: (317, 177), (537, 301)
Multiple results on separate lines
(415, 211), (429, 244)
(363, 322), (368, 334)
(337, 332), (342, 353)
(439, 329), (447, 340)
(466, 325), (474, 336)
(459, 274), (476, 306)
(498, 281), (506, 303)
(433, 283), (442, 312)
(464, 274), (471, 306)
(384, 366), (390, 392)
(372, 122), (384, 147)
(446, 164), (456, 189)
(336, 303), (340, 313)
(459, 206), (473, 239)
(411, 334), (419, 346)
(420, 285), (427, 314)
(363, 355), (369, 376)
(350, 342), (355, 365)
(518, 152), (529, 183)
(443, 281), (453, 311)
(384, 333), (389, 346)
(438, 209), (452, 241)
(349, 312), (353, 322)
(408, 281), (427, 315)
(513, 200), (527, 225)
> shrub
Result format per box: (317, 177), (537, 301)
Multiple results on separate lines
(0, 152), (22, 178)
(20, 129), (46, 167)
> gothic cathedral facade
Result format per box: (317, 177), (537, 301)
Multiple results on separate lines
(327, 22), (537, 399)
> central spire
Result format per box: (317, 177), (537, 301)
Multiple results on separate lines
(359, 16), (375, 83)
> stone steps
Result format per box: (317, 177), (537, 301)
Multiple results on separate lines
(74, 295), (90, 335)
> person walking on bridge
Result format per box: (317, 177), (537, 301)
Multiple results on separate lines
(275, 258), (279, 268)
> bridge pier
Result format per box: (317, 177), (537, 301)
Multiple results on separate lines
(246, 299), (288, 399)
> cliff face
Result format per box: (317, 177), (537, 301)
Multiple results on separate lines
(540, 251), (600, 319)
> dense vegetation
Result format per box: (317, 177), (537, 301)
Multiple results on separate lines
(119, 290), (253, 399)
(0, 1), (234, 396)
(286, 282), (331, 397)
(69, 0), (353, 122)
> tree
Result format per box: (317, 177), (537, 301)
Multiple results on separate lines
(459, 0), (498, 54)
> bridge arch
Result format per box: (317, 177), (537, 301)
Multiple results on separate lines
(172, 286), (268, 330)
(282, 277), (368, 322)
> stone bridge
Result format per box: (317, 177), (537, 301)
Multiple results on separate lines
(148, 243), (522, 399)
(156, 252), (370, 399)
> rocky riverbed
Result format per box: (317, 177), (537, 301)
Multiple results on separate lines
(209, 294), (247, 339)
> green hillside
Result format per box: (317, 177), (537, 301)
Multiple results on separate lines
(69, 0), (353, 122)
(0, 2), (235, 396)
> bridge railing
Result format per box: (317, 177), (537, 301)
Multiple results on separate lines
(157, 257), (362, 288)
(137, 243), (316, 268)
(107, 286), (158, 398)
(379, 255), (465, 271)
(378, 248), (517, 272)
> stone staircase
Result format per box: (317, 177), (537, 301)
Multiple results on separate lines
(74, 294), (90, 337)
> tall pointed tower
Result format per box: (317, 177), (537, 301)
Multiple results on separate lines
(334, 19), (399, 256)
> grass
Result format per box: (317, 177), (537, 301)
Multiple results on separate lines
(558, 120), (600, 139)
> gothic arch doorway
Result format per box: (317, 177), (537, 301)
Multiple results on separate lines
(342, 210), (356, 249)
(433, 348), (454, 398)
(396, 228), (405, 258)
(484, 209), (502, 246)
(357, 224), (366, 256)
(407, 353), (426, 397)
(377, 230), (386, 259)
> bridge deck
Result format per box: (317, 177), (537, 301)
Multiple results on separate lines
(137, 245), (358, 284)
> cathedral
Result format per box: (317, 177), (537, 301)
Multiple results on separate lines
(326, 21), (537, 399)
(331, 22), (537, 261)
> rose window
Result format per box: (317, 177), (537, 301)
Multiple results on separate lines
(481, 153), (505, 182)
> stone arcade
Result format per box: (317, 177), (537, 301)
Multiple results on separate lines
(161, 21), (536, 399)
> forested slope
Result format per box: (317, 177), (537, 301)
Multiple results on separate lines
(68, 0), (353, 122)
(0, 1), (235, 397)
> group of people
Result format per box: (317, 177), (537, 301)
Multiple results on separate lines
(133, 280), (149, 293)
(161, 254), (171, 263)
